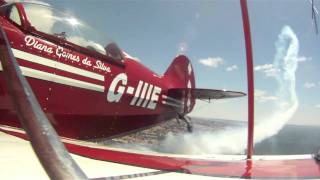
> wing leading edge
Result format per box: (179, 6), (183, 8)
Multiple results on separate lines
(168, 88), (246, 100)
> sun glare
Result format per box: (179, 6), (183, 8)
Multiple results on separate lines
(66, 17), (80, 26)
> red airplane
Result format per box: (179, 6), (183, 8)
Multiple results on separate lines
(1, 1), (320, 180)
(0, 1), (245, 140)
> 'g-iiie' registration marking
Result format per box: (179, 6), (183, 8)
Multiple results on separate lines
(107, 73), (161, 110)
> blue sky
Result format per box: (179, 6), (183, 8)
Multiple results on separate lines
(13, 0), (320, 126)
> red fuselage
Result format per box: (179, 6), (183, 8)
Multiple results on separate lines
(0, 3), (196, 139)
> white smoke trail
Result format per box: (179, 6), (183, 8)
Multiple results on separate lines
(159, 25), (300, 155)
(254, 26), (299, 143)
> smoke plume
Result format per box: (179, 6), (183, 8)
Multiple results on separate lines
(158, 25), (300, 155)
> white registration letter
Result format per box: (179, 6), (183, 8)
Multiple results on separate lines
(147, 86), (161, 110)
(107, 73), (127, 102)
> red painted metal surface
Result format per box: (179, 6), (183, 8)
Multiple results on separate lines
(1, 127), (320, 179)
(240, 0), (255, 159)
(0, 27), (88, 179)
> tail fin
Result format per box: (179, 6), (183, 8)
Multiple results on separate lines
(163, 55), (246, 115)
(164, 55), (195, 89)
(163, 55), (196, 114)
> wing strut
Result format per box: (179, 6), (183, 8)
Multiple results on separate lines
(240, 0), (255, 160)
(0, 28), (88, 179)
(310, 0), (319, 34)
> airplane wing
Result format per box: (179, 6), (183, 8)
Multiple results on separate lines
(168, 88), (246, 100)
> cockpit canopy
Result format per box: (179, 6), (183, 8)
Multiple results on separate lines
(2, 2), (124, 62)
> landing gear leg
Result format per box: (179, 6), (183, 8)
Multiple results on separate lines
(177, 114), (193, 133)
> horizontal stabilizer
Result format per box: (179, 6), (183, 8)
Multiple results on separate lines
(168, 88), (246, 100)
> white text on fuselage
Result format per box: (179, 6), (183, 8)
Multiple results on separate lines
(107, 73), (161, 110)
(24, 36), (111, 73)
